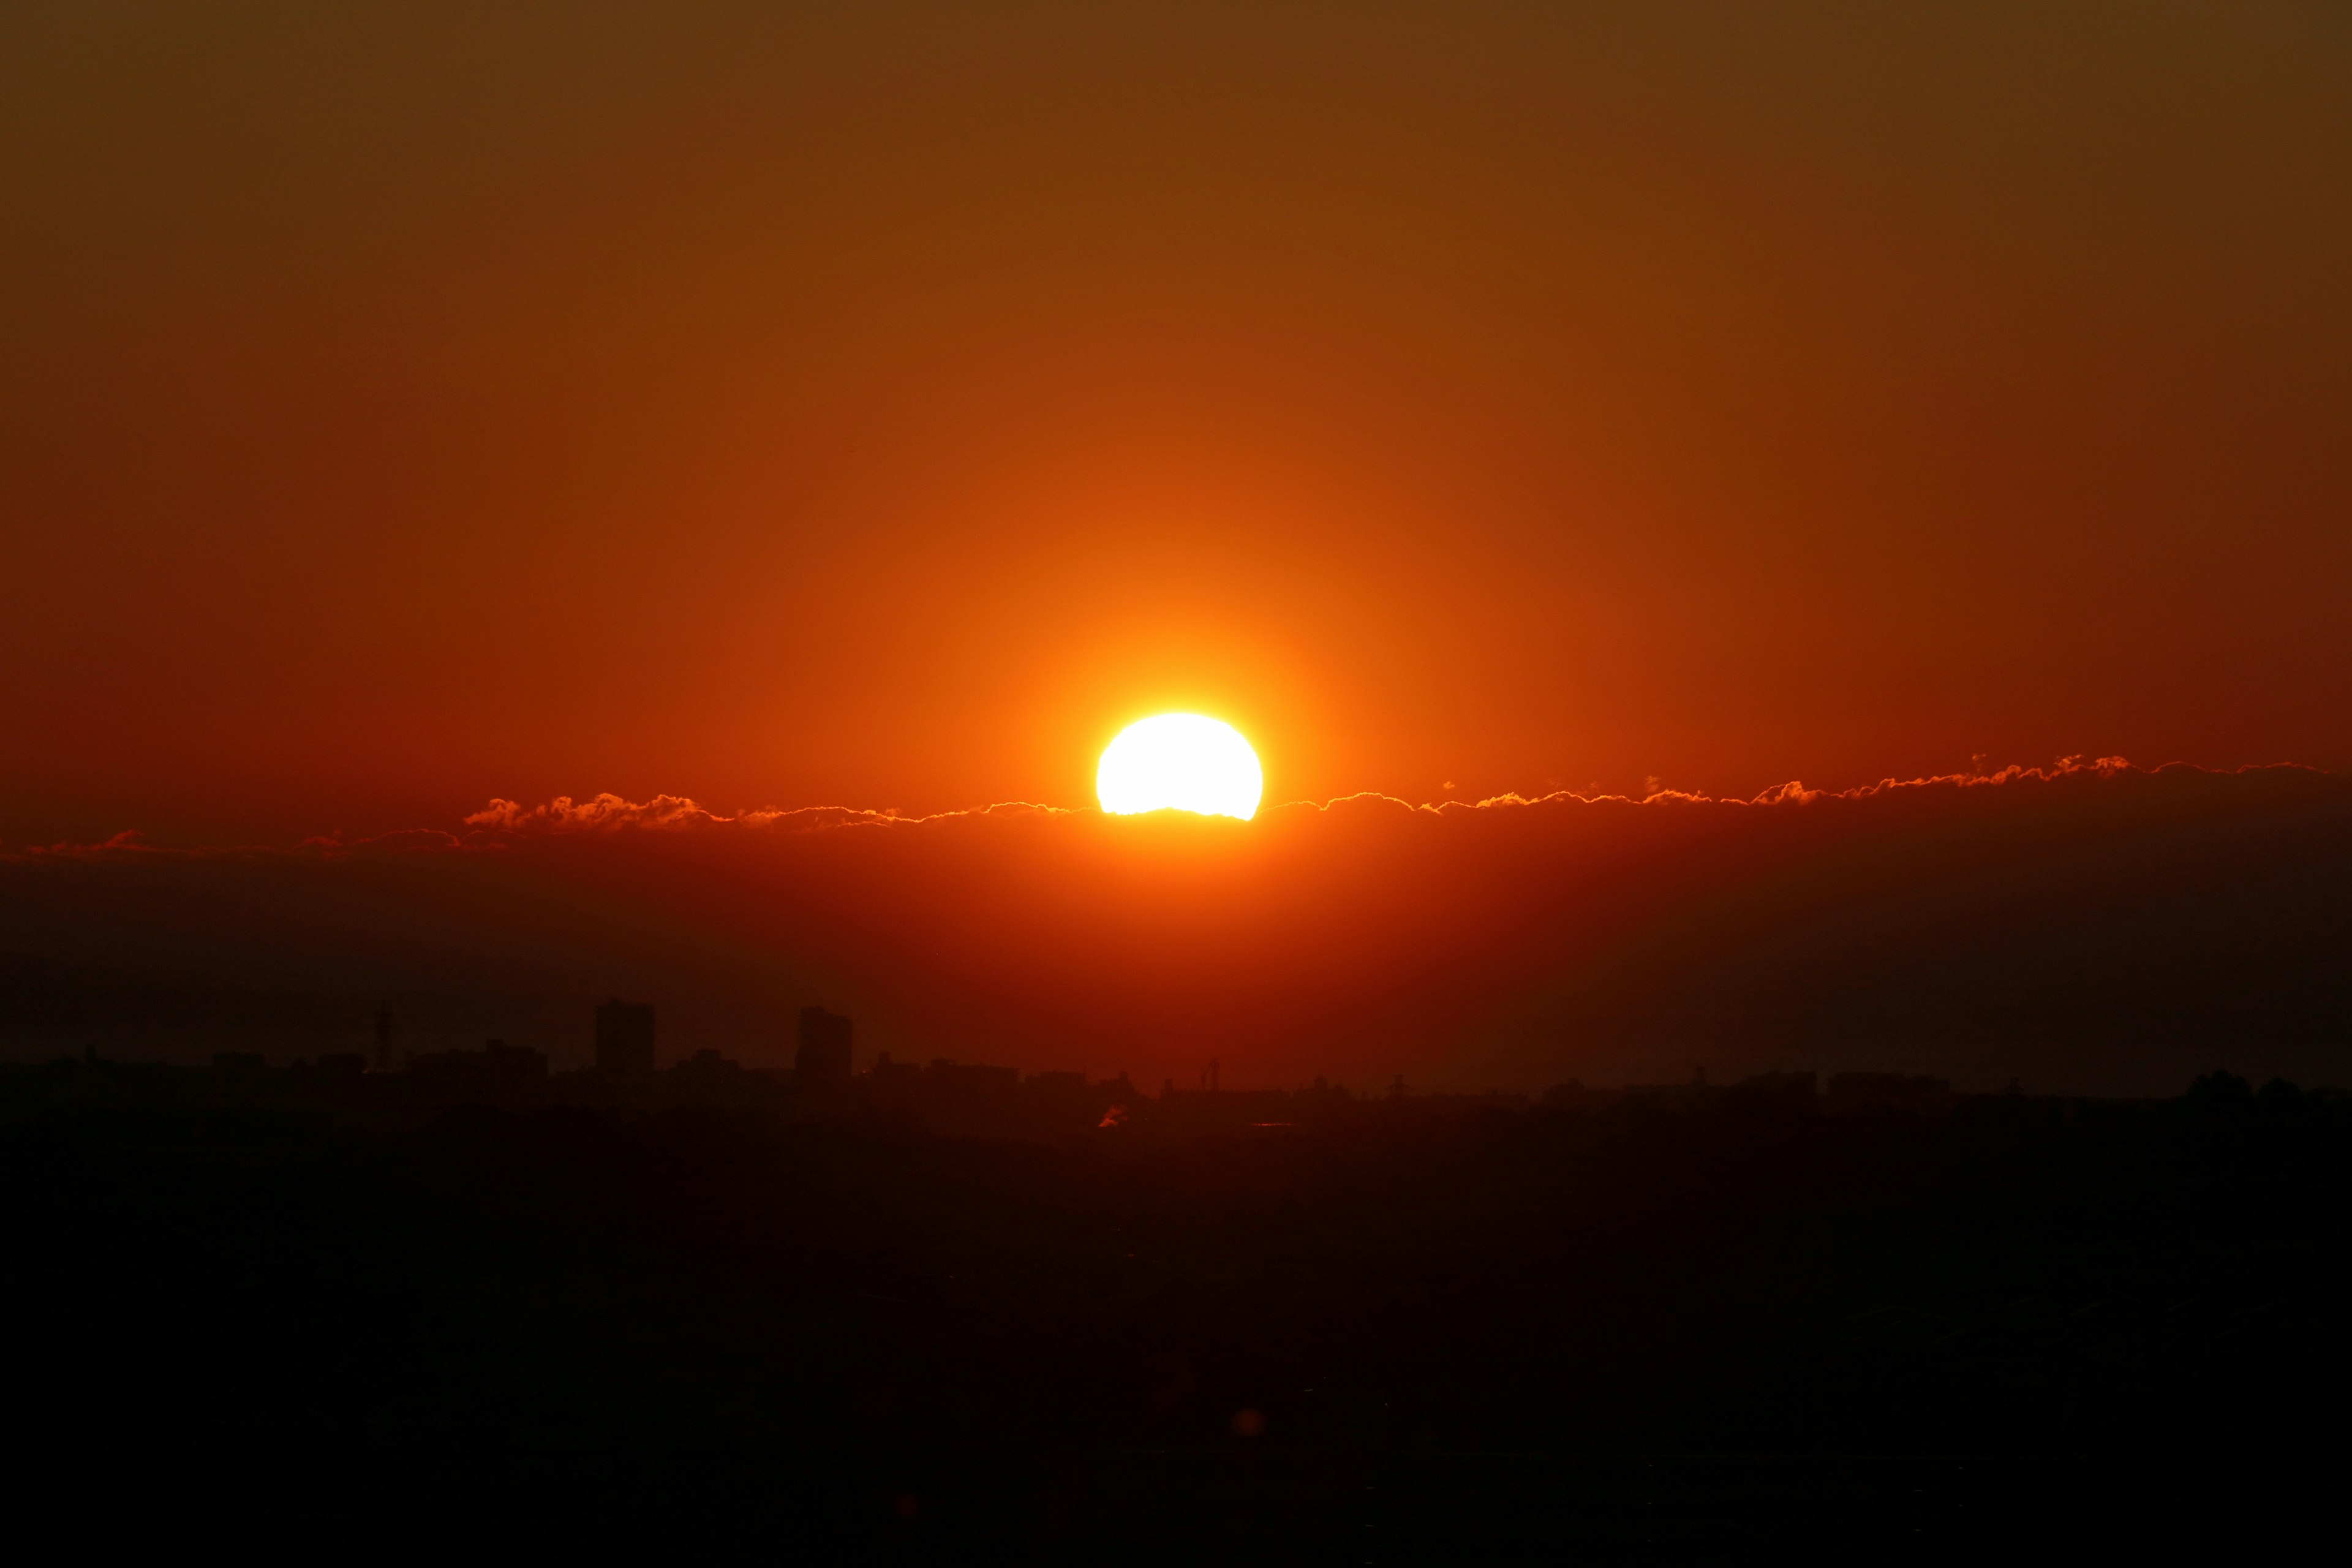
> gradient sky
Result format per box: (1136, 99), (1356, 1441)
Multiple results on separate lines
(5, 3), (2348, 845)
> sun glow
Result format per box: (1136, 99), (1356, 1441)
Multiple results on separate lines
(1096, 714), (1263, 821)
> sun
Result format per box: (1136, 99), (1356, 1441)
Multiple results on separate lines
(1096, 714), (1263, 821)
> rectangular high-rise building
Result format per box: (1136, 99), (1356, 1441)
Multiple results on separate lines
(796, 1005), (853, 1091)
(595, 999), (655, 1076)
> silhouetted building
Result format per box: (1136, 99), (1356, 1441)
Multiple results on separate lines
(927, 1058), (1019, 1096)
(1541, 1079), (1608, 1111)
(1159, 1085), (1309, 1133)
(1826, 1071), (1952, 1117)
(885, 1057), (1020, 1132)
(797, 1006), (853, 1092)
(858, 1057), (1133, 1133)
(315, 1052), (366, 1077)
(409, 1037), (548, 1089)
(665, 1046), (771, 1106)
(213, 1051), (264, 1075)
(595, 1000), (656, 1076)
(1732, 1071), (1819, 1109)
(1023, 1070), (1093, 1126)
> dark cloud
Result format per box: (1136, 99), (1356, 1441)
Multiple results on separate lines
(4, 761), (2343, 1095)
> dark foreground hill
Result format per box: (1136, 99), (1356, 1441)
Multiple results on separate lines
(6, 1063), (2346, 1559)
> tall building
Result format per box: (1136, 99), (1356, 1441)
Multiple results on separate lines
(595, 999), (656, 1076)
(796, 1005), (853, 1091)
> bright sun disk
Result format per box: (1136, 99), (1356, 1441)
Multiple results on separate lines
(1096, 714), (1262, 821)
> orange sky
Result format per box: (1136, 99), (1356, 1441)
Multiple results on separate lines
(4, 4), (2348, 844)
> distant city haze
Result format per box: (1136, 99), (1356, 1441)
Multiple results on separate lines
(5, 762), (2343, 1096)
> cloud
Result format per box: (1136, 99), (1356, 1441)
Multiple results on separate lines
(459, 792), (1075, 837)
(4, 760), (2345, 1096)
(15, 755), (2298, 863)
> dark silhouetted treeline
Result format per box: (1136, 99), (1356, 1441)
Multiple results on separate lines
(5, 1061), (2346, 1557)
